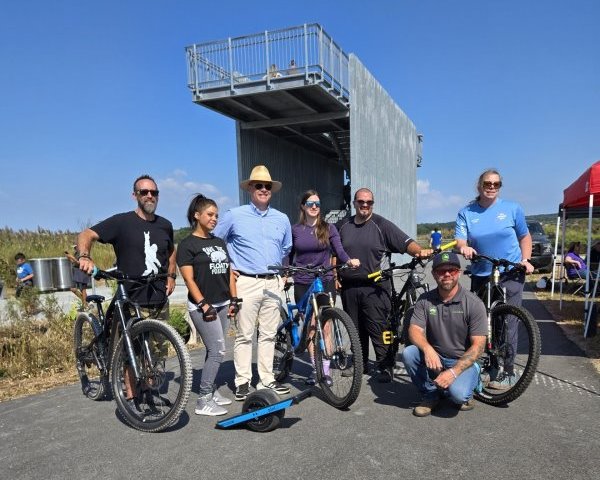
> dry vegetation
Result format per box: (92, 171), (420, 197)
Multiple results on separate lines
(531, 274), (600, 373)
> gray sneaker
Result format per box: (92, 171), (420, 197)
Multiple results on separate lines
(195, 394), (228, 416)
(212, 389), (232, 406)
(488, 371), (520, 391)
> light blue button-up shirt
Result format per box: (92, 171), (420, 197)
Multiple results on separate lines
(214, 203), (292, 274)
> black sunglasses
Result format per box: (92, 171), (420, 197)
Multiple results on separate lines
(482, 181), (502, 189)
(136, 189), (159, 197)
(355, 200), (374, 206)
(304, 201), (321, 208)
(253, 183), (273, 191)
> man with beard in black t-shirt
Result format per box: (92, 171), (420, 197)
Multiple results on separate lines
(77, 174), (177, 408)
(338, 187), (431, 383)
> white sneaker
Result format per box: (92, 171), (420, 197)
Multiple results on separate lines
(256, 381), (290, 395)
(212, 389), (232, 406)
(195, 394), (227, 416)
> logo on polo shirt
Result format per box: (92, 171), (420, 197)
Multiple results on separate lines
(429, 307), (437, 315)
(497, 212), (507, 221)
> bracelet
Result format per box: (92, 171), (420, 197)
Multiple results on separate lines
(196, 299), (207, 309)
(76, 252), (91, 260)
(168, 273), (177, 279)
(449, 368), (457, 379)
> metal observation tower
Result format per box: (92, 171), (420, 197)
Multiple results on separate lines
(185, 23), (421, 234)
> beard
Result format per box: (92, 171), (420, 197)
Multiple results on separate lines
(437, 277), (458, 292)
(138, 199), (157, 215)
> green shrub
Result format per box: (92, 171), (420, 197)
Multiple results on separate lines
(168, 307), (190, 343)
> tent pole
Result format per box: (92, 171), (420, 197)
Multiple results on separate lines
(551, 212), (561, 298)
(560, 208), (567, 310)
(584, 194), (594, 337)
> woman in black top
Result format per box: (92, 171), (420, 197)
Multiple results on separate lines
(177, 194), (240, 416)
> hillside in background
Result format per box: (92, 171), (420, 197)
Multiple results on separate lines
(416, 213), (557, 236)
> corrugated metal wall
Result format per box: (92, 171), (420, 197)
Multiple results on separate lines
(236, 124), (345, 222)
(349, 54), (418, 239)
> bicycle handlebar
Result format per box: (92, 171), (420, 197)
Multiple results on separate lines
(267, 263), (348, 278)
(470, 253), (526, 272)
(367, 240), (458, 282)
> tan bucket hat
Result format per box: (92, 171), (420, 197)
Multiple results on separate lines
(240, 165), (282, 193)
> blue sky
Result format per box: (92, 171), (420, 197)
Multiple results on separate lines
(1, 0), (598, 231)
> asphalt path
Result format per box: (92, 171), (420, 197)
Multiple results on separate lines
(1, 269), (599, 480)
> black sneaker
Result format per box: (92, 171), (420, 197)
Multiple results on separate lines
(126, 398), (143, 415)
(377, 367), (393, 383)
(257, 381), (290, 395)
(235, 382), (250, 401)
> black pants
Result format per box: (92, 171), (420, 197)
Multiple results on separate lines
(293, 279), (336, 305)
(341, 284), (392, 370)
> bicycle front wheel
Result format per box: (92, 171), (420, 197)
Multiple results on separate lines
(111, 319), (192, 432)
(314, 307), (362, 409)
(73, 312), (109, 401)
(475, 303), (541, 405)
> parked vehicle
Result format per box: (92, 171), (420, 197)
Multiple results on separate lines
(527, 221), (553, 273)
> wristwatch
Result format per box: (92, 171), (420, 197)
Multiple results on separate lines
(168, 273), (177, 279)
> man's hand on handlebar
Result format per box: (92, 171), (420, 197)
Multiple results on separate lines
(78, 257), (95, 275)
(346, 258), (360, 269)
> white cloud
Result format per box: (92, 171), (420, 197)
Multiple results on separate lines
(156, 171), (237, 228)
(416, 178), (466, 223)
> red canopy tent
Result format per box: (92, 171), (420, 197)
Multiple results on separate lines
(562, 160), (600, 209)
(552, 160), (600, 337)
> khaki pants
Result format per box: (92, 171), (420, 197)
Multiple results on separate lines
(233, 275), (283, 387)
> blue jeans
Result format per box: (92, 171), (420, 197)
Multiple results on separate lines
(402, 345), (479, 405)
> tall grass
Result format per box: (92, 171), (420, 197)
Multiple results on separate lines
(0, 291), (76, 399)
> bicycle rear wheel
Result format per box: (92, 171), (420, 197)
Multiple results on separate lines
(273, 327), (293, 382)
(475, 303), (541, 405)
(314, 307), (362, 409)
(73, 312), (109, 401)
(111, 319), (192, 432)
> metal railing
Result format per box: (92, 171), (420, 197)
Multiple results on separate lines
(185, 23), (349, 102)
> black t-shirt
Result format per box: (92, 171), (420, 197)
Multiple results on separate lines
(338, 213), (414, 285)
(92, 211), (174, 305)
(176, 234), (231, 305)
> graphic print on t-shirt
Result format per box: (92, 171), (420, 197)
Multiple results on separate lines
(142, 231), (162, 276)
(203, 245), (229, 275)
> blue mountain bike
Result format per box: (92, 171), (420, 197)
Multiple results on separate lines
(268, 264), (362, 409)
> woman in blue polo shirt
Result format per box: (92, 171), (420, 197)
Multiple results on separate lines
(454, 169), (534, 390)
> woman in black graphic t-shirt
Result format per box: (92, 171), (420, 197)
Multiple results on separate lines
(177, 195), (239, 416)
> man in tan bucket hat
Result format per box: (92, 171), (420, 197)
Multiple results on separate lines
(214, 165), (292, 400)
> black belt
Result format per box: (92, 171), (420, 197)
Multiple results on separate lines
(239, 272), (277, 279)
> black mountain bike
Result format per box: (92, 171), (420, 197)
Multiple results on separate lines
(468, 253), (542, 405)
(73, 268), (192, 432)
(367, 257), (430, 364)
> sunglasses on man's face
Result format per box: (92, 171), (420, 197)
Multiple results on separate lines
(482, 181), (502, 190)
(136, 189), (159, 197)
(304, 201), (321, 208)
(434, 267), (460, 276)
(355, 200), (374, 206)
(253, 183), (273, 191)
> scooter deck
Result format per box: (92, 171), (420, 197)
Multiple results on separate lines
(216, 389), (312, 429)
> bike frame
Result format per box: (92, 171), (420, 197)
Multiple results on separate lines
(280, 276), (333, 350)
(89, 274), (158, 384)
